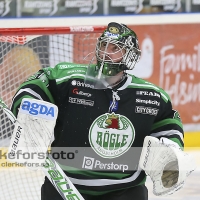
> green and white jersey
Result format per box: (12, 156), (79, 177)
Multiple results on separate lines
(11, 62), (184, 195)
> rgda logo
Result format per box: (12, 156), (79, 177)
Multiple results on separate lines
(20, 98), (57, 120)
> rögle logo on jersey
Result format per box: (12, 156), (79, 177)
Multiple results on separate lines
(20, 99), (57, 120)
(71, 80), (94, 88)
(89, 113), (135, 158)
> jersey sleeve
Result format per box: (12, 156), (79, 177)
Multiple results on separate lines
(11, 69), (55, 117)
(150, 89), (184, 148)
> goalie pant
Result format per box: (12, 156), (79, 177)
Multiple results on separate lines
(11, 62), (184, 196)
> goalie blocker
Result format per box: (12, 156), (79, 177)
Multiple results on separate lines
(139, 136), (196, 196)
(7, 98), (58, 168)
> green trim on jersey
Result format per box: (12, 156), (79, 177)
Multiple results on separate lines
(79, 177), (146, 196)
(151, 118), (183, 131)
(59, 164), (130, 179)
(43, 62), (89, 84)
(56, 74), (86, 84)
(18, 79), (55, 103)
(169, 138), (184, 148)
(128, 75), (170, 103)
(41, 62), (170, 106)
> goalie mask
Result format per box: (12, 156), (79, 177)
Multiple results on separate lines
(85, 22), (141, 89)
(96, 22), (141, 77)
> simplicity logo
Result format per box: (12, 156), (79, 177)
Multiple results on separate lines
(136, 98), (160, 106)
(82, 156), (128, 172)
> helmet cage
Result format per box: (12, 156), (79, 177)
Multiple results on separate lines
(122, 35), (141, 70)
(95, 34), (141, 77)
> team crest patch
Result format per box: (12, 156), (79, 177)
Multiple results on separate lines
(89, 113), (135, 158)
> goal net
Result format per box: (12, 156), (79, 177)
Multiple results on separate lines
(0, 26), (105, 200)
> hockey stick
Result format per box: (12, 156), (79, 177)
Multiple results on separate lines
(0, 98), (84, 200)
